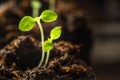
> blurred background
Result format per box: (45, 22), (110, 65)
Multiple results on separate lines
(0, 0), (120, 80)
(86, 0), (120, 80)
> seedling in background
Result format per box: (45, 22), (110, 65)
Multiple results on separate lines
(19, 10), (61, 67)
(31, 0), (41, 17)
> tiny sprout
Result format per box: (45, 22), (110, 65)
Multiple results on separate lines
(43, 26), (61, 66)
(19, 10), (61, 67)
(31, 0), (42, 17)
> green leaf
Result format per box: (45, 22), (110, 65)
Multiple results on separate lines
(19, 16), (35, 31)
(40, 10), (57, 22)
(43, 40), (53, 52)
(50, 26), (61, 40)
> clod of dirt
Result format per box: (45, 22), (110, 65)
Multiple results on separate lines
(0, 35), (41, 70)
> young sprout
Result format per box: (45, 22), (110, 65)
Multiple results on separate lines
(43, 26), (61, 66)
(19, 10), (61, 67)
(31, 0), (42, 17)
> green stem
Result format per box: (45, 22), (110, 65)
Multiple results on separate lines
(36, 20), (45, 67)
(49, 0), (55, 10)
(44, 51), (50, 67)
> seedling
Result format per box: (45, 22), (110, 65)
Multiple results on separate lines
(19, 10), (61, 67)
(43, 26), (61, 66)
(31, 0), (42, 17)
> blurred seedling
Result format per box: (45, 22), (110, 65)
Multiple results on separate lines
(31, 0), (42, 17)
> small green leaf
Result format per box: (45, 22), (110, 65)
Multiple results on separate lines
(43, 40), (53, 52)
(50, 26), (61, 40)
(19, 16), (35, 31)
(40, 10), (57, 22)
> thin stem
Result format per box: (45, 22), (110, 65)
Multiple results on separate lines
(44, 51), (50, 67)
(49, 0), (55, 11)
(36, 20), (45, 67)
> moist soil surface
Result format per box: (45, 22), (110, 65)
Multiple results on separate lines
(0, 35), (95, 80)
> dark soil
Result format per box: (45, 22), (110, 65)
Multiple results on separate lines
(0, 35), (95, 80)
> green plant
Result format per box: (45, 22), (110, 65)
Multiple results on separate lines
(31, 0), (42, 17)
(43, 26), (61, 66)
(19, 10), (61, 67)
